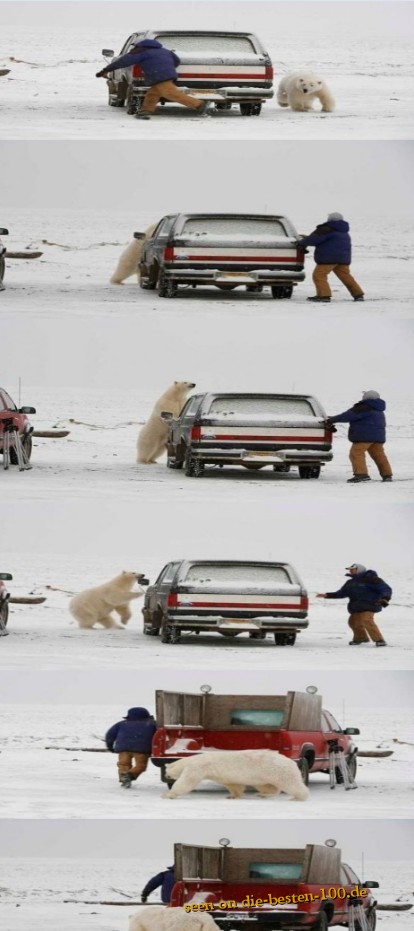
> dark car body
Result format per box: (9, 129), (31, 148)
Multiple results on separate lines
(0, 387), (36, 463)
(170, 843), (378, 929)
(143, 560), (309, 645)
(165, 392), (333, 479)
(102, 30), (273, 116)
(151, 689), (360, 787)
(138, 213), (305, 298)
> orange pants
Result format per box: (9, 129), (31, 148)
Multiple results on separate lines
(117, 751), (149, 782)
(142, 80), (203, 113)
(349, 442), (392, 478)
(313, 264), (364, 299)
(348, 612), (384, 643)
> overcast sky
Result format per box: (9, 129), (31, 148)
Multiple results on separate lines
(1, 142), (413, 219)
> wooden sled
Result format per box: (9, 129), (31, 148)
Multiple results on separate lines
(357, 750), (394, 758)
(32, 430), (70, 438)
(9, 596), (47, 605)
(5, 251), (43, 259)
(377, 903), (412, 911)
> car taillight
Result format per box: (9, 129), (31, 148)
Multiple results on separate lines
(132, 64), (144, 79)
(164, 245), (174, 262)
(167, 593), (178, 608)
(324, 427), (333, 441)
(301, 595), (309, 611)
(191, 426), (201, 441)
(265, 64), (274, 80)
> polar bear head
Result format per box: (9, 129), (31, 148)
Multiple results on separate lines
(295, 76), (323, 95)
(173, 381), (196, 390)
(118, 571), (148, 587)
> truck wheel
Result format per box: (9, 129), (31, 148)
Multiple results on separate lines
(249, 631), (266, 640)
(297, 757), (310, 786)
(126, 93), (138, 115)
(193, 459), (205, 477)
(0, 601), (9, 634)
(167, 454), (183, 469)
(240, 102), (262, 116)
(336, 754), (358, 784)
(143, 625), (159, 636)
(139, 275), (156, 290)
(298, 465), (321, 480)
(165, 279), (178, 298)
(273, 463), (290, 474)
(10, 434), (32, 465)
(158, 272), (167, 298)
(216, 101), (232, 111)
(170, 627), (181, 644)
(274, 632), (288, 645)
(161, 625), (172, 643)
(313, 912), (329, 931)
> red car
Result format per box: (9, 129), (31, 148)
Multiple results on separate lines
(0, 387), (36, 463)
(0, 573), (12, 634)
(151, 688), (360, 788)
(170, 841), (379, 929)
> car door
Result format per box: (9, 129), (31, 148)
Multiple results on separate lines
(321, 711), (348, 761)
(170, 394), (202, 451)
(145, 217), (175, 272)
(154, 562), (182, 617)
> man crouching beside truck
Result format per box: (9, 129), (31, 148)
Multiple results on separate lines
(96, 39), (209, 120)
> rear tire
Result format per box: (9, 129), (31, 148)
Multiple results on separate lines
(298, 757), (310, 786)
(167, 453), (183, 470)
(240, 102), (262, 116)
(271, 285), (293, 299)
(126, 91), (140, 116)
(298, 465), (321, 480)
(358, 908), (376, 931)
(274, 632), (296, 646)
(165, 279), (178, 298)
(161, 625), (172, 644)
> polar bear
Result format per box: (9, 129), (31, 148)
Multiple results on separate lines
(110, 225), (156, 284)
(277, 72), (335, 112)
(163, 749), (309, 801)
(69, 571), (147, 629)
(129, 906), (220, 931)
(137, 381), (196, 464)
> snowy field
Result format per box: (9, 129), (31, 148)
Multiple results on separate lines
(0, 2), (413, 140)
(0, 857), (412, 931)
(0, 703), (413, 819)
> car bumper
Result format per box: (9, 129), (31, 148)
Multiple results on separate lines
(166, 614), (309, 631)
(131, 82), (274, 102)
(164, 268), (305, 285)
(190, 447), (333, 465)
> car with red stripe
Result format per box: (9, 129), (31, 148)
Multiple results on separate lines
(139, 214), (305, 298)
(164, 392), (333, 479)
(151, 688), (360, 788)
(0, 387), (36, 465)
(142, 559), (309, 644)
(170, 842), (379, 930)
(101, 30), (273, 116)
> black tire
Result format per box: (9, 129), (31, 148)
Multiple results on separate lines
(170, 627), (181, 644)
(336, 753), (358, 784)
(313, 912), (329, 931)
(167, 454), (183, 470)
(298, 465), (321, 480)
(108, 98), (125, 108)
(216, 102), (232, 111)
(126, 91), (139, 116)
(161, 625), (172, 644)
(143, 625), (159, 637)
(165, 279), (178, 298)
(274, 631), (296, 646)
(249, 631), (266, 640)
(271, 285), (293, 299)
(297, 757), (310, 786)
(158, 272), (167, 298)
(10, 433), (32, 465)
(240, 102), (262, 116)
(0, 601), (9, 631)
(272, 463), (290, 474)
(192, 459), (205, 478)
(139, 275), (156, 290)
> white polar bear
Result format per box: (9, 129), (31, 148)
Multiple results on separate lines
(137, 381), (196, 464)
(277, 72), (335, 112)
(163, 749), (309, 801)
(69, 571), (146, 629)
(110, 225), (156, 284)
(129, 906), (220, 931)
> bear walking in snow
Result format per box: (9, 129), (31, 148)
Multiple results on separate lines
(277, 72), (335, 112)
(69, 571), (146, 629)
(163, 749), (309, 801)
(129, 907), (220, 931)
(110, 225), (156, 285)
(137, 381), (196, 464)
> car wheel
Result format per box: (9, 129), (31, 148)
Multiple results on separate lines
(158, 271), (167, 298)
(10, 433), (32, 465)
(126, 91), (139, 115)
(161, 625), (172, 644)
(216, 102), (232, 111)
(165, 279), (178, 298)
(0, 601), (9, 634)
(312, 912), (329, 931)
(298, 465), (321, 480)
(192, 458), (205, 478)
(167, 453), (183, 469)
(274, 632), (288, 646)
(169, 627), (181, 644)
(271, 286), (284, 299)
(272, 463), (290, 474)
(297, 757), (310, 786)
(336, 753), (358, 784)
(0, 255), (5, 282)
(143, 625), (159, 636)
(139, 275), (156, 290)
(240, 102), (262, 116)
(249, 631), (266, 640)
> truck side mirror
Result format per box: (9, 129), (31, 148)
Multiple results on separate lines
(363, 881), (379, 888)
(160, 411), (173, 422)
(139, 578), (150, 586)
(0, 228), (9, 235)
(102, 49), (114, 58)
(0, 573), (13, 581)
(19, 406), (36, 414)
(134, 232), (146, 240)
(343, 727), (360, 735)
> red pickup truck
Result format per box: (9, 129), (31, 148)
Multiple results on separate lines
(151, 688), (359, 788)
(170, 841), (379, 929)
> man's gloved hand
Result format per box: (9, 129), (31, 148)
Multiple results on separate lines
(324, 419), (337, 433)
(96, 70), (107, 78)
(141, 894), (148, 904)
(380, 599), (390, 608)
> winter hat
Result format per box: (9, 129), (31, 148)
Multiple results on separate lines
(362, 390), (380, 400)
(327, 212), (344, 221)
(346, 564), (367, 575)
(124, 707), (151, 720)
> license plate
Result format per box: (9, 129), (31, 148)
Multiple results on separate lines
(245, 450), (274, 458)
(224, 272), (254, 278)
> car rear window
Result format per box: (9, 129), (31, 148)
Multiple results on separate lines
(231, 710), (284, 727)
(206, 397), (315, 418)
(155, 34), (257, 54)
(183, 564), (291, 584)
(181, 217), (287, 241)
(249, 863), (303, 880)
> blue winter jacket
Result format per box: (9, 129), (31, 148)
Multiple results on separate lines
(328, 398), (387, 443)
(142, 867), (175, 903)
(300, 220), (352, 264)
(105, 708), (157, 754)
(104, 39), (180, 86)
(325, 570), (392, 614)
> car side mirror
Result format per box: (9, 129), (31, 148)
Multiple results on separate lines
(102, 49), (114, 58)
(133, 232), (146, 240)
(343, 727), (360, 735)
(363, 881), (379, 888)
(19, 406), (36, 414)
(0, 228), (9, 236)
(139, 578), (150, 586)
(160, 411), (173, 422)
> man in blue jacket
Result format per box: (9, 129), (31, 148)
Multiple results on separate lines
(299, 212), (364, 303)
(96, 39), (208, 120)
(317, 563), (391, 646)
(141, 865), (175, 904)
(326, 390), (393, 483)
(105, 707), (157, 787)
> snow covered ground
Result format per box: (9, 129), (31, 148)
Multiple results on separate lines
(1, 2), (413, 140)
(0, 857), (412, 930)
(0, 703), (413, 819)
